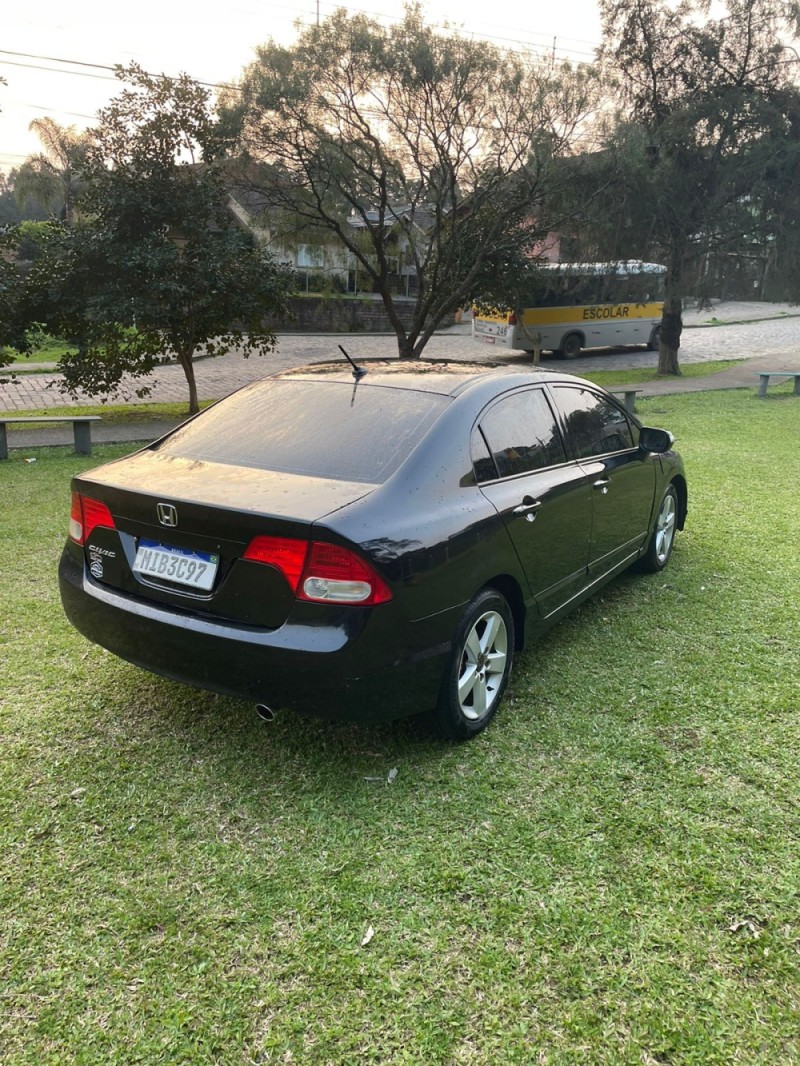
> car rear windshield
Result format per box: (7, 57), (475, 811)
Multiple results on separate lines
(154, 379), (448, 483)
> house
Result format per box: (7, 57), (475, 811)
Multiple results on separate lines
(227, 185), (421, 297)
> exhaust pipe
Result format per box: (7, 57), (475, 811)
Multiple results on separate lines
(255, 703), (275, 723)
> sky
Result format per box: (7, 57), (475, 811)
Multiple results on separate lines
(0, 0), (603, 174)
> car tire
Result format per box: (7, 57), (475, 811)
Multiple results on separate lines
(640, 483), (678, 572)
(429, 588), (514, 740)
(558, 333), (582, 359)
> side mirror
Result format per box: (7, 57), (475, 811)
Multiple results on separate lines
(639, 427), (675, 453)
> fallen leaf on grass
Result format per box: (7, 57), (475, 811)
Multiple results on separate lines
(360, 925), (375, 947)
(364, 767), (399, 784)
(729, 919), (761, 938)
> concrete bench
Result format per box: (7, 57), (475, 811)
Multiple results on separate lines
(0, 415), (102, 459)
(609, 388), (643, 414)
(756, 371), (800, 398)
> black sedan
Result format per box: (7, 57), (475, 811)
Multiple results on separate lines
(59, 360), (686, 740)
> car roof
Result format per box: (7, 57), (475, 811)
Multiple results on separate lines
(274, 359), (584, 398)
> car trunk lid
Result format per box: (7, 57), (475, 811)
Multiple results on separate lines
(73, 451), (375, 628)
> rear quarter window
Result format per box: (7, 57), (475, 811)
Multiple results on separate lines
(155, 380), (448, 484)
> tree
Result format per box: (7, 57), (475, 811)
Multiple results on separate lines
(24, 65), (293, 414)
(224, 6), (602, 358)
(599, 0), (800, 373)
(14, 118), (90, 224)
(751, 84), (800, 300)
(0, 172), (23, 225)
(0, 233), (24, 366)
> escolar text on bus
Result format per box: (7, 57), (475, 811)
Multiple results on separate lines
(582, 305), (630, 320)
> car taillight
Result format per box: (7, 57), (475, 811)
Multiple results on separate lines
(507, 311), (517, 325)
(69, 492), (116, 545)
(300, 541), (392, 605)
(242, 535), (309, 589)
(242, 536), (392, 605)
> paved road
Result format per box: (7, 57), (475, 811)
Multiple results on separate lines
(2, 302), (800, 419)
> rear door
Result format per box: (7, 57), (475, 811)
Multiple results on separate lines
(474, 387), (594, 618)
(548, 385), (656, 575)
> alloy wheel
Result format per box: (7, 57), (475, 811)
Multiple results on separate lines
(654, 491), (677, 565)
(457, 610), (509, 721)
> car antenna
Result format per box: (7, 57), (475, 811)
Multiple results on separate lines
(338, 344), (367, 380)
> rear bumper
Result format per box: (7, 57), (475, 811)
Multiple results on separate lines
(59, 546), (452, 722)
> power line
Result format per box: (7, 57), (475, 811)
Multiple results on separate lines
(11, 102), (98, 120)
(0, 49), (120, 75)
(0, 23), (602, 170)
(313, 2), (599, 59)
(0, 58), (117, 81)
(220, 0), (601, 55)
(0, 50), (237, 92)
(0, 13), (597, 106)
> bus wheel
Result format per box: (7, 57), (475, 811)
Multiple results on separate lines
(647, 326), (661, 351)
(558, 334), (582, 359)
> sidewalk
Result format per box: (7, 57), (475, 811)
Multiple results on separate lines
(680, 299), (800, 326)
(3, 300), (799, 452)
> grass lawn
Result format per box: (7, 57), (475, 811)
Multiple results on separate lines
(1, 388), (799, 1064)
(3, 402), (213, 433)
(2, 337), (73, 368)
(581, 359), (743, 388)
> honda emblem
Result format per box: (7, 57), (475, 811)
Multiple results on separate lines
(157, 502), (179, 528)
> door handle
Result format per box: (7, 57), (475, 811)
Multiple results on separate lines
(593, 478), (611, 494)
(513, 497), (542, 516)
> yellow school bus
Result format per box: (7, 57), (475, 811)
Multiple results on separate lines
(472, 261), (666, 359)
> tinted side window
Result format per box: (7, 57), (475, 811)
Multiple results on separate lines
(471, 429), (498, 484)
(479, 390), (566, 479)
(551, 387), (634, 459)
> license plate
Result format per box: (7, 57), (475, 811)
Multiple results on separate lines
(482, 335), (496, 344)
(133, 539), (219, 591)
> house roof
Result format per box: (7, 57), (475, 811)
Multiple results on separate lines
(348, 204), (439, 230)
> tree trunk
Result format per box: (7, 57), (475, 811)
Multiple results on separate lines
(531, 331), (542, 368)
(397, 334), (416, 359)
(178, 348), (199, 414)
(374, 278), (418, 359)
(658, 263), (684, 375)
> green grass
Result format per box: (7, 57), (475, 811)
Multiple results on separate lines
(2, 389), (799, 1064)
(579, 359), (743, 388)
(2, 335), (74, 370)
(4, 400), (213, 429)
(3, 340), (72, 366)
(694, 312), (800, 327)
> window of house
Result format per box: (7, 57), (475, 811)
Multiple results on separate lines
(297, 245), (325, 268)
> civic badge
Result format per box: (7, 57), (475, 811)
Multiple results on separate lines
(156, 502), (179, 528)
